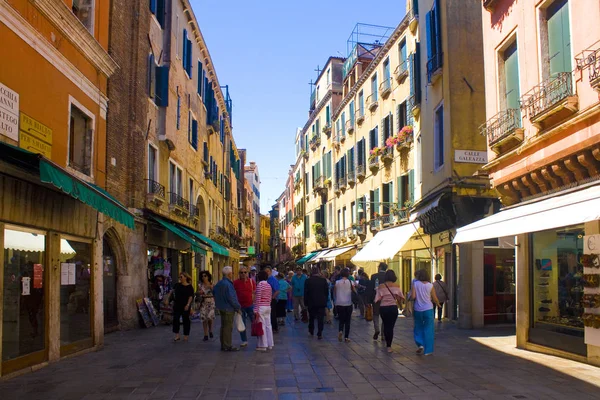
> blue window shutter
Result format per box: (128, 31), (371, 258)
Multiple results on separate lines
(192, 119), (198, 150)
(185, 38), (192, 76)
(414, 43), (422, 104)
(182, 29), (187, 63)
(150, 0), (157, 14)
(203, 142), (208, 163)
(155, 65), (169, 106)
(435, 0), (442, 56)
(156, 0), (165, 27)
(426, 11), (433, 62)
(197, 61), (203, 94)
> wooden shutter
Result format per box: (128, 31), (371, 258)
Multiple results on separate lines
(182, 29), (188, 65)
(408, 169), (415, 203)
(150, 0), (157, 14)
(155, 65), (169, 106)
(504, 42), (520, 110)
(397, 176), (404, 206)
(547, 0), (571, 75)
(374, 188), (380, 216)
(148, 54), (156, 99)
(414, 43), (422, 103)
(426, 11), (433, 62)
(389, 113), (393, 140)
(435, 0), (442, 57)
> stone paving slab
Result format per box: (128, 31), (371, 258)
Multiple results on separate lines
(1, 311), (600, 399)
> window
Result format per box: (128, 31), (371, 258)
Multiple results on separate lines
(316, 85), (320, 103)
(325, 105), (330, 126)
(371, 74), (378, 102)
(382, 114), (392, 143)
(347, 147), (355, 174)
(417, 134), (422, 183)
(325, 151), (332, 179)
(175, 16), (180, 59)
(357, 138), (366, 167)
(189, 114), (198, 150)
(326, 68), (330, 86)
(411, 43), (422, 103)
(349, 101), (355, 125)
(382, 182), (392, 215)
(501, 41), (520, 110)
(426, 0), (443, 82)
(342, 207), (347, 230)
(189, 179), (194, 210)
(197, 61), (204, 96)
(341, 112), (346, 136)
(370, 189), (380, 218)
(369, 126), (379, 150)
(396, 101), (407, 132)
(148, 144), (158, 191)
(182, 29), (192, 77)
(350, 202), (356, 224)
(72, 0), (94, 33)
(169, 161), (182, 196)
(545, 0), (571, 76)
(150, 0), (165, 28)
(328, 203), (333, 231)
(69, 103), (93, 176)
(383, 58), (391, 83)
(148, 54), (156, 100)
(399, 39), (407, 66)
(304, 216), (310, 238)
(358, 90), (364, 115)
(434, 103), (444, 170)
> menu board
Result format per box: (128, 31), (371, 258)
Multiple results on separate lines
(60, 263), (76, 285)
(144, 297), (160, 326)
(136, 298), (153, 328)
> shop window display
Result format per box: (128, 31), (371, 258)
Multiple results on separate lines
(484, 248), (516, 324)
(60, 239), (92, 346)
(532, 226), (585, 340)
(2, 228), (46, 362)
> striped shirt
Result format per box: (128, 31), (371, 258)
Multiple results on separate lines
(254, 281), (272, 312)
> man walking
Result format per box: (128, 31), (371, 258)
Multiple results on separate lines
(214, 266), (241, 351)
(304, 265), (329, 339)
(264, 266), (280, 333)
(233, 266), (255, 348)
(291, 267), (307, 321)
(367, 262), (388, 341)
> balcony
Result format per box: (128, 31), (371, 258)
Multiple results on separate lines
(369, 218), (381, 233)
(394, 61), (409, 83)
(356, 109), (365, 126)
(168, 192), (190, 215)
(146, 179), (165, 206)
(367, 93), (379, 112)
(520, 72), (578, 130)
(355, 223), (367, 238)
(333, 181), (340, 195)
(333, 134), (341, 149)
(346, 119), (355, 135)
(337, 176), (347, 191)
(480, 109), (524, 155)
(427, 52), (443, 84)
(345, 227), (356, 241)
(393, 207), (409, 223)
(408, 94), (421, 118)
(356, 164), (366, 181)
(408, 8), (418, 33)
(379, 78), (393, 99)
(189, 204), (200, 221)
(368, 156), (380, 174)
(576, 47), (600, 91)
(381, 146), (394, 164)
(309, 135), (321, 151)
(380, 214), (394, 228)
(312, 175), (326, 194)
(334, 230), (345, 245)
(347, 170), (356, 186)
(322, 123), (332, 137)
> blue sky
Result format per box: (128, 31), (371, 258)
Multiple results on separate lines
(194, 0), (407, 213)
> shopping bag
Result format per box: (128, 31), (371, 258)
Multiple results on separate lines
(251, 317), (264, 336)
(235, 312), (245, 332)
(365, 304), (373, 321)
(402, 299), (414, 317)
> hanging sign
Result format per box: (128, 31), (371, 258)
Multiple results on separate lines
(0, 82), (19, 141)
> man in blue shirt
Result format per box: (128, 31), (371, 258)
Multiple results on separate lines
(291, 267), (308, 321)
(214, 266), (241, 351)
(264, 266), (280, 333)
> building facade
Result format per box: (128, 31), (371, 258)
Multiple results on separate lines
(455, 0), (600, 365)
(0, 0), (137, 377)
(245, 162), (261, 252)
(259, 215), (271, 263)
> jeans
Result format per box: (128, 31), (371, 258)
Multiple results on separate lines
(434, 303), (444, 321)
(308, 307), (325, 336)
(336, 305), (353, 338)
(380, 305), (399, 347)
(219, 310), (235, 350)
(414, 308), (435, 354)
(173, 308), (191, 336)
(239, 306), (254, 342)
(270, 299), (278, 332)
(292, 296), (305, 320)
(357, 293), (368, 317)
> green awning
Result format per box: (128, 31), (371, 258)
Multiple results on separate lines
(180, 226), (230, 257)
(150, 216), (207, 255)
(0, 142), (135, 229)
(296, 251), (319, 264)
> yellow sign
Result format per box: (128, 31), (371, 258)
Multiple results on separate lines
(20, 113), (52, 145)
(19, 131), (51, 157)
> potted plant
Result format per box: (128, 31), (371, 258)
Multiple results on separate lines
(323, 178), (332, 187)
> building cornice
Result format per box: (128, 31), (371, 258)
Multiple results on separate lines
(332, 15), (411, 121)
(31, 0), (118, 77)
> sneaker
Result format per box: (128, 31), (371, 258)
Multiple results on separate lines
(256, 347), (267, 352)
(387, 348), (393, 353)
(373, 332), (379, 340)
(240, 342), (248, 348)
(203, 336), (208, 342)
(338, 332), (343, 342)
(345, 338), (351, 343)
(209, 332), (214, 339)
(416, 346), (424, 355)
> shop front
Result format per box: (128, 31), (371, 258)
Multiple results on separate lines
(454, 184), (600, 365)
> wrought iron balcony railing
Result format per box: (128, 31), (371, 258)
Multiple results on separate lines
(427, 52), (443, 83)
(169, 192), (189, 210)
(313, 175), (324, 191)
(520, 72), (575, 123)
(189, 204), (199, 218)
(369, 218), (381, 231)
(356, 164), (366, 179)
(379, 77), (393, 99)
(347, 170), (356, 185)
(366, 93), (379, 112)
(368, 156), (379, 169)
(309, 135), (321, 150)
(394, 60), (409, 82)
(394, 208), (409, 222)
(480, 108), (522, 149)
(338, 176), (347, 189)
(576, 47), (600, 90)
(345, 119), (355, 134)
(146, 179), (165, 198)
(381, 146), (393, 162)
(380, 214), (394, 227)
(356, 108), (365, 125)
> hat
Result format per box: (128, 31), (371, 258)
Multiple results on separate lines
(250, 266), (257, 271)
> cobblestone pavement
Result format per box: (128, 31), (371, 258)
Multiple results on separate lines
(1, 311), (600, 400)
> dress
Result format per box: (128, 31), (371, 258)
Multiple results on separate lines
(197, 283), (215, 321)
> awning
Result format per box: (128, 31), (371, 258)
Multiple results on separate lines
(296, 251), (318, 264)
(150, 216), (207, 254)
(310, 249), (334, 263)
(454, 184), (600, 244)
(0, 142), (135, 229)
(4, 229), (75, 254)
(180, 226), (230, 257)
(352, 222), (420, 274)
(410, 194), (443, 221)
(323, 246), (355, 261)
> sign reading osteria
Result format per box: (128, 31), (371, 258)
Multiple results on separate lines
(19, 113), (52, 158)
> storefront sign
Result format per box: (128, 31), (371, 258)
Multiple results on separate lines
(60, 263), (76, 285)
(454, 150), (488, 164)
(33, 264), (43, 288)
(0, 82), (19, 141)
(19, 113), (52, 157)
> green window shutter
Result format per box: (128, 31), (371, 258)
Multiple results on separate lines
(400, 40), (407, 64)
(374, 188), (380, 215)
(547, 0), (571, 76)
(389, 112), (394, 139)
(349, 101), (355, 123)
(326, 106), (330, 125)
(305, 216), (310, 238)
(504, 42), (520, 110)
(397, 176), (404, 206)
(408, 169), (415, 203)
(341, 112), (346, 136)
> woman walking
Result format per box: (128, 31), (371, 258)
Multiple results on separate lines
(254, 270), (274, 351)
(412, 269), (441, 356)
(172, 272), (194, 342)
(334, 268), (354, 342)
(286, 271), (294, 312)
(433, 274), (448, 322)
(197, 271), (215, 341)
(374, 270), (405, 353)
(276, 273), (291, 326)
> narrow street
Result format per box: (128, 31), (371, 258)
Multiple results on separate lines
(1, 313), (599, 400)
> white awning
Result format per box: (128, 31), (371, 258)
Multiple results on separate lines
(454, 184), (600, 244)
(351, 222), (420, 274)
(309, 249), (332, 263)
(322, 246), (354, 261)
(410, 194), (443, 221)
(4, 229), (76, 254)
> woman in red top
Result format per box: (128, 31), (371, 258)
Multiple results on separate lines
(254, 270), (274, 351)
(233, 266), (255, 347)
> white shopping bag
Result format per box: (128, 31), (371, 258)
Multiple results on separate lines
(235, 312), (245, 332)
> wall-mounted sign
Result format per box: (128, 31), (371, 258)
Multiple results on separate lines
(248, 246), (255, 255)
(454, 150), (488, 164)
(19, 113), (52, 157)
(0, 82), (19, 141)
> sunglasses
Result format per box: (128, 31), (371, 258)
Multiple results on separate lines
(240, 271), (248, 274)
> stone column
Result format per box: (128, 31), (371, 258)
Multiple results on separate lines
(93, 216), (105, 348)
(585, 221), (600, 367)
(515, 233), (529, 349)
(458, 241), (484, 329)
(47, 231), (61, 362)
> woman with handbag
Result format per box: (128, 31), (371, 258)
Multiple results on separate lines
(197, 271), (215, 341)
(374, 270), (405, 353)
(254, 270), (274, 351)
(412, 269), (441, 356)
(433, 274), (449, 322)
(334, 268), (355, 342)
